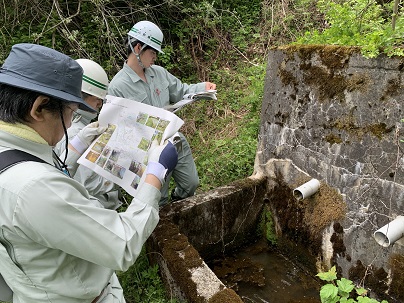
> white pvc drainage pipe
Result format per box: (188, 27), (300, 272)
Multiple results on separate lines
(293, 179), (320, 200)
(374, 216), (404, 247)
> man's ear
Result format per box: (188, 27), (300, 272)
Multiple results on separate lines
(30, 96), (50, 122)
(134, 42), (142, 54)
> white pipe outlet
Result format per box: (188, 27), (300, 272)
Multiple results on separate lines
(374, 216), (404, 247)
(293, 179), (320, 200)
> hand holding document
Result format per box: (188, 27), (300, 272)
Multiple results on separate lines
(164, 90), (217, 113)
(77, 95), (184, 197)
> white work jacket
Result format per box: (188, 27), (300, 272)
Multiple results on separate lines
(0, 129), (160, 302)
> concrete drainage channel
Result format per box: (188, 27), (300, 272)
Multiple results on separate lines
(145, 160), (335, 303)
(146, 176), (266, 303)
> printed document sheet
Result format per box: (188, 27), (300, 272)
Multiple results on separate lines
(78, 95), (184, 197)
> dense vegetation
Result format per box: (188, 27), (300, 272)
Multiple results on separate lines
(1, 0), (402, 302)
(297, 0), (404, 57)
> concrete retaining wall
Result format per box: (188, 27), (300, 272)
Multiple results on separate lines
(146, 45), (404, 302)
(254, 45), (404, 302)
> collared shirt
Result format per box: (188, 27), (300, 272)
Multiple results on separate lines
(108, 63), (206, 108)
(0, 127), (160, 302)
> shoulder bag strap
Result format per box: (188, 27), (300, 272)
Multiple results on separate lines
(0, 149), (46, 173)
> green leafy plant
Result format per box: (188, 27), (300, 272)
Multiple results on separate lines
(317, 266), (389, 303)
(261, 0), (326, 47)
(296, 0), (404, 58)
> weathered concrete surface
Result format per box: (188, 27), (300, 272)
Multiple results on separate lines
(164, 177), (267, 259)
(146, 177), (266, 302)
(255, 159), (347, 273)
(254, 45), (404, 301)
(146, 218), (243, 303)
(146, 45), (403, 302)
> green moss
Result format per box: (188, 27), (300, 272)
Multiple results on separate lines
(318, 45), (357, 69)
(381, 77), (402, 100)
(346, 73), (372, 92)
(366, 123), (393, 140)
(258, 205), (277, 245)
(388, 254), (404, 300)
(208, 288), (243, 303)
(302, 64), (347, 102)
(325, 133), (343, 145)
(279, 68), (298, 87)
(329, 114), (393, 140)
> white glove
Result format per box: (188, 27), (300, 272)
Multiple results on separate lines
(145, 140), (178, 185)
(70, 122), (107, 154)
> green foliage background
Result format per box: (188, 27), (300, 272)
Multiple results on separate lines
(0, 0), (337, 191)
(0, 0), (402, 302)
(297, 0), (404, 57)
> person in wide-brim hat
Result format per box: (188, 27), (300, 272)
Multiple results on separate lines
(0, 43), (95, 113)
(0, 43), (177, 303)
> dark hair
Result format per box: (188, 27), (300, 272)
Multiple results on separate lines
(0, 83), (70, 123)
(126, 38), (156, 57)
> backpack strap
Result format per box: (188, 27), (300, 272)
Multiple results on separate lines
(0, 150), (50, 301)
(0, 149), (47, 173)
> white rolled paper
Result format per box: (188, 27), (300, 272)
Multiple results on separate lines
(293, 178), (320, 200)
(374, 216), (404, 247)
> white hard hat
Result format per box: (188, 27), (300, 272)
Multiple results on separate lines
(128, 20), (164, 54)
(75, 59), (109, 99)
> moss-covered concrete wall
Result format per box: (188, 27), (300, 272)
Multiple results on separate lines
(254, 45), (404, 302)
(146, 177), (267, 302)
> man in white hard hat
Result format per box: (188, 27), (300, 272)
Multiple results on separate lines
(55, 58), (121, 210)
(0, 43), (177, 303)
(108, 20), (217, 206)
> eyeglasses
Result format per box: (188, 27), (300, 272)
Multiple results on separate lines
(66, 105), (79, 115)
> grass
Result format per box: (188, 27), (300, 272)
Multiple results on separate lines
(117, 248), (180, 303)
(180, 62), (266, 192)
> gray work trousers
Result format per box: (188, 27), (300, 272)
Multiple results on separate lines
(159, 132), (199, 206)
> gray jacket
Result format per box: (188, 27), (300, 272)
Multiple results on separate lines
(108, 63), (206, 107)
